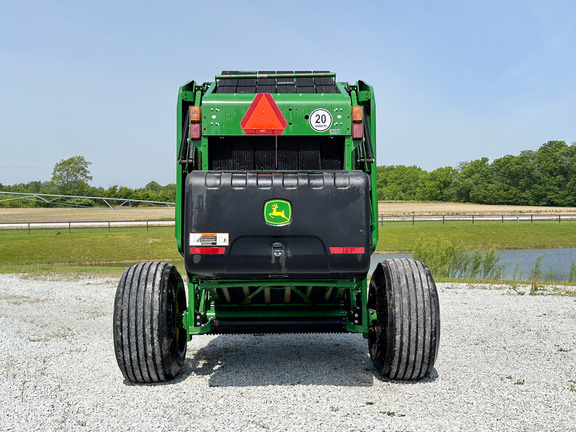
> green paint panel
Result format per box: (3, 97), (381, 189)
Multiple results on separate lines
(200, 93), (352, 136)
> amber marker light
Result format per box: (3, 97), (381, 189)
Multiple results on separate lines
(352, 106), (363, 122)
(189, 106), (201, 122)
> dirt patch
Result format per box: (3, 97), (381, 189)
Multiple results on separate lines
(378, 202), (576, 215)
(2, 203), (576, 223)
(0, 207), (174, 223)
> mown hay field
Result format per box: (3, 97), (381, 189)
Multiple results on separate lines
(0, 207), (175, 223)
(378, 202), (576, 215)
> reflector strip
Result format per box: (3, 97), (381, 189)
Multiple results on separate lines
(190, 247), (226, 255)
(329, 247), (365, 254)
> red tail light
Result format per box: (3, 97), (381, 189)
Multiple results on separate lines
(330, 247), (365, 254)
(352, 105), (363, 139)
(189, 123), (201, 140)
(190, 247), (225, 255)
(352, 123), (363, 139)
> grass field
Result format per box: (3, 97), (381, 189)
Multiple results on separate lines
(1, 219), (575, 276)
(1, 204), (575, 276)
(0, 227), (182, 277)
(378, 221), (576, 251)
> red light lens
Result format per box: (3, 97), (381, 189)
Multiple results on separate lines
(189, 247), (225, 255)
(330, 247), (365, 254)
(352, 123), (363, 139)
(189, 123), (201, 140)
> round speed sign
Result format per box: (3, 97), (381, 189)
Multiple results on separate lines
(309, 108), (332, 132)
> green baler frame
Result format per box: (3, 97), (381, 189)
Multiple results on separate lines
(175, 72), (378, 338)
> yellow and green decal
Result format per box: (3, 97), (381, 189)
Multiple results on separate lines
(264, 199), (292, 226)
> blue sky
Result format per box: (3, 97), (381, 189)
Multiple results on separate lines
(1, 0), (575, 188)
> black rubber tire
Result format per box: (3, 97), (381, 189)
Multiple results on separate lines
(368, 258), (440, 380)
(113, 262), (187, 383)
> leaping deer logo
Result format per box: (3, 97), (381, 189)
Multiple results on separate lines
(264, 200), (292, 225)
(269, 203), (289, 222)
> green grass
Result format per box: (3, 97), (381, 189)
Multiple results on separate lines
(1, 221), (575, 276)
(377, 221), (576, 252)
(0, 227), (182, 276)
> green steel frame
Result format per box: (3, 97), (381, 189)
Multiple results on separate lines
(181, 278), (370, 336)
(175, 72), (378, 339)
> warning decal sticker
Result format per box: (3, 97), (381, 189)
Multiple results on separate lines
(189, 233), (229, 246)
(309, 108), (332, 132)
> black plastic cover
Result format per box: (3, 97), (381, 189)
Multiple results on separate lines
(216, 71), (338, 94)
(183, 171), (371, 279)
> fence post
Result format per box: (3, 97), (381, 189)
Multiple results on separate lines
(69, 222), (71, 234)
(412, 215), (415, 225)
(28, 222), (30, 235)
(502, 215), (504, 223)
(472, 215), (474, 224)
(442, 215), (445, 225)
(531, 215), (533, 223)
(146, 221), (149, 231)
(559, 215), (561, 223)
(108, 221), (111, 232)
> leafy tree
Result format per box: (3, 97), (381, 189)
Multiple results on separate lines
(530, 141), (575, 206)
(419, 166), (457, 201)
(445, 157), (490, 203)
(376, 165), (427, 200)
(144, 181), (162, 193)
(51, 156), (93, 195)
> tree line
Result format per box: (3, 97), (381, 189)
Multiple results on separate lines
(2, 141), (575, 208)
(377, 140), (576, 207)
(0, 156), (175, 207)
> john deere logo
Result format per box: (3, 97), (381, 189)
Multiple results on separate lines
(264, 199), (292, 226)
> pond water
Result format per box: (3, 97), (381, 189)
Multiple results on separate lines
(371, 248), (576, 282)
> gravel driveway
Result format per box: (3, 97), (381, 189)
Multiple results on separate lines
(1, 274), (575, 431)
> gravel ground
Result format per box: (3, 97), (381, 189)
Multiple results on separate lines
(0, 274), (575, 431)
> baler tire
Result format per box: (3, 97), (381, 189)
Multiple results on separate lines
(368, 258), (440, 380)
(113, 262), (187, 383)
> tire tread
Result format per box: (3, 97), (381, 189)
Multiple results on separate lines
(113, 262), (186, 383)
(369, 258), (440, 380)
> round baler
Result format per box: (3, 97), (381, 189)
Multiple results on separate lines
(113, 71), (440, 383)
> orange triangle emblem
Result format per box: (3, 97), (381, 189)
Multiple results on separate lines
(240, 93), (287, 135)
